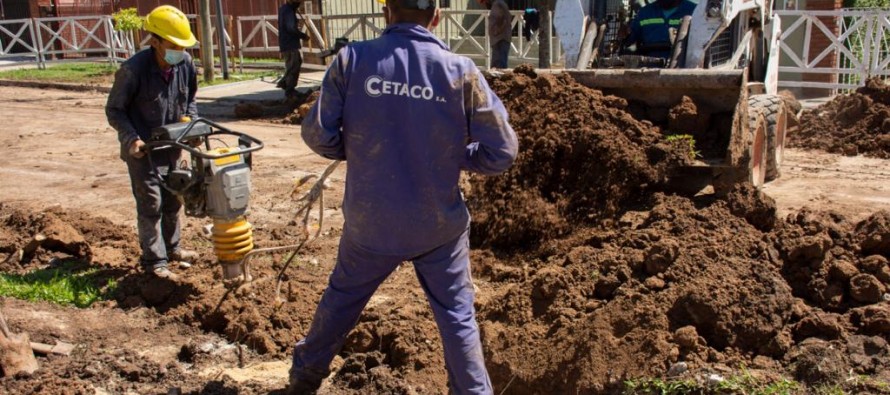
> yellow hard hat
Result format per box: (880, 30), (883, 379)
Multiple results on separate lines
(144, 5), (197, 48)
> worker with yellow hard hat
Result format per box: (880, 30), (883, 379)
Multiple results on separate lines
(105, 5), (200, 280)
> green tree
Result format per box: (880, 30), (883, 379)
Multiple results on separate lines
(843, 0), (890, 8)
(111, 7), (143, 32)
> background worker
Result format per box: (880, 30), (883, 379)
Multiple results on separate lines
(480, 0), (512, 68)
(277, 0), (310, 99)
(105, 5), (199, 280)
(624, 0), (696, 59)
(289, 0), (518, 393)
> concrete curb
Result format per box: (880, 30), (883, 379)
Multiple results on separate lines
(0, 79), (112, 93)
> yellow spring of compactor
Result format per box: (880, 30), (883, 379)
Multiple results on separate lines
(211, 217), (254, 262)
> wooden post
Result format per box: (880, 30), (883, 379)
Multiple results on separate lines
(226, 15), (236, 74)
(539, 1), (552, 69)
(199, 0), (215, 83)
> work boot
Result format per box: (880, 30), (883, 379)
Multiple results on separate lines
(169, 249), (198, 263)
(151, 266), (180, 281)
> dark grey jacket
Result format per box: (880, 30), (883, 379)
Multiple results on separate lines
(278, 3), (309, 52)
(106, 47), (198, 159)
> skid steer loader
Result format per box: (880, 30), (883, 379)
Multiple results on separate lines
(549, 0), (795, 192)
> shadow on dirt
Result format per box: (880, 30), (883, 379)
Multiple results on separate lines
(113, 272), (201, 313)
(195, 381), (288, 394)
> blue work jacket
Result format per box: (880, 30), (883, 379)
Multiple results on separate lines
(105, 47), (198, 159)
(278, 3), (309, 52)
(627, 0), (697, 58)
(302, 23), (518, 256)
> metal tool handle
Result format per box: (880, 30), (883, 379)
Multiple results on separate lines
(144, 117), (264, 159)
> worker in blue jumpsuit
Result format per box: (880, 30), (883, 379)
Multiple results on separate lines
(625, 0), (697, 59)
(277, 0), (310, 99)
(288, 0), (518, 393)
(106, 5), (199, 280)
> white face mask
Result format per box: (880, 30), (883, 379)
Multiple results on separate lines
(164, 48), (186, 65)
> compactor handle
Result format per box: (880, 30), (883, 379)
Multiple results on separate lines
(144, 117), (264, 159)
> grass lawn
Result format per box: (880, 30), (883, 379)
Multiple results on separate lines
(0, 62), (117, 85)
(0, 61), (279, 88)
(0, 262), (117, 308)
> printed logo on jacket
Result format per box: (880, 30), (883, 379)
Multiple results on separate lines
(365, 75), (447, 103)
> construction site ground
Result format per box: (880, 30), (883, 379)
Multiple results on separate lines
(0, 74), (888, 394)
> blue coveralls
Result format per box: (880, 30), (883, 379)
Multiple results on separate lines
(277, 2), (309, 95)
(626, 0), (697, 58)
(105, 47), (198, 271)
(294, 23), (518, 394)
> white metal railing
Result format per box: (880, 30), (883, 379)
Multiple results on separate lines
(236, 13), (328, 72)
(2, 12), (560, 71)
(0, 18), (40, 63)
(777, 9), (890, 92)
(33, 16), (126, 66)
(235, 10), (562, 70)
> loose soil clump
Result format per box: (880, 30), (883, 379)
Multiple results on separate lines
(793, 77), (890, 158)
(469, 66), (689, 249)
(231, 88), (319, 123)
(465, 68), (890, 392)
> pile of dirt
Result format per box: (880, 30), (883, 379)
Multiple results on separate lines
(231, 88), (319, 122)
(283, 90), (320, 125)
(468, 66), (689, 249)
(473, 192), (890, 393)
(1, 348), (185, 394)
(792, 77), (890, 158)
(0, 204), (140, 272)
(460, 68), (889, 392)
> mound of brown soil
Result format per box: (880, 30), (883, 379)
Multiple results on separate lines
(0, 204), (92, 269)
(460, 69), (889, 392)
(0, 204), (141, 272)
(475, 195), (890, 392)
(477, 193), (794, 392)
(468, 66), (688, 249)
(231, 88), (320, 122)
(283, 90), (320, 125)
(793, 78), (890, 158)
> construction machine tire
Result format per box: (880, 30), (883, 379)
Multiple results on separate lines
(746, 110), (769, 189)
(749, 94), (787, 182)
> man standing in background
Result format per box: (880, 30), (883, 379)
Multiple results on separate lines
(480, 0), (512, 68)
(278, 0), (310, 99)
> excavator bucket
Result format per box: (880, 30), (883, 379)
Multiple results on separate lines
(553, 68), (763, 193)
(563, 69), (743, 113)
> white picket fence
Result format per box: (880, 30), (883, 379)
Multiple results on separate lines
(236, 10), (561, 70)
(0, 14), (233, 69)
(7, 8), (888, 91)
(777, 9), (890, 92)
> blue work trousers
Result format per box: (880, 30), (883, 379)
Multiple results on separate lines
(290, 227), (492, 394)
(124, 149), (183, 271)
(490, 39), (510, 69)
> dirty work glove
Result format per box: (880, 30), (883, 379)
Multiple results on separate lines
(129, 139), (146, 159)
